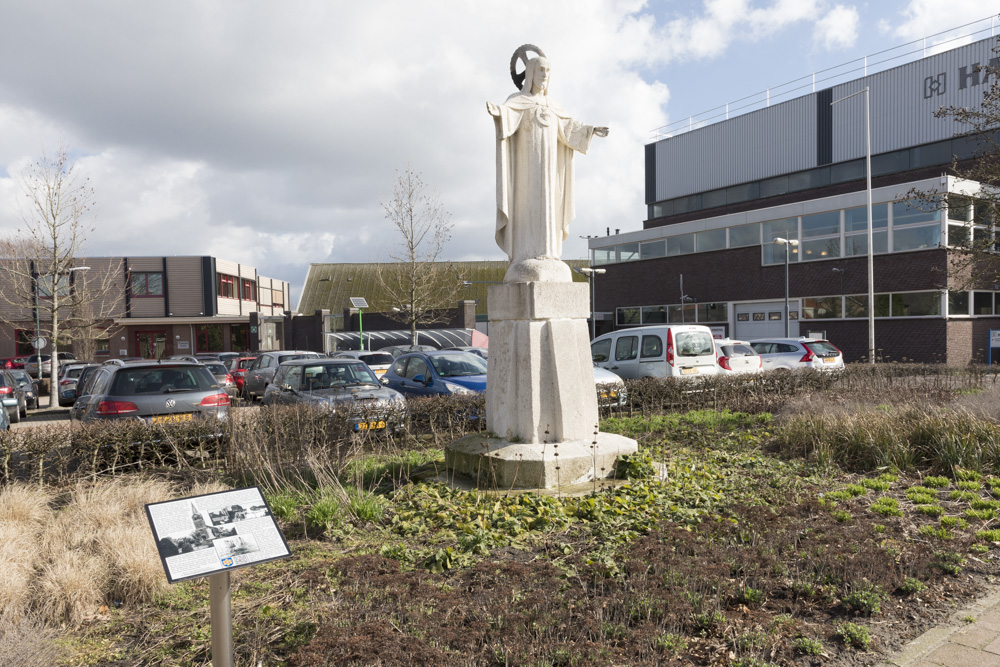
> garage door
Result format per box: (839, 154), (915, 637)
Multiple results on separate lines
(733, 301), (799, 340)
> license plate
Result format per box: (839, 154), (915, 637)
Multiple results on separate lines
(681, 368), (698, 375)
(823, 357), (836, 364)
(600, 390), (617, 399)
(150, 413), (194, 424)
(374, 369), (387, 376)
(355, 420), (386, 431)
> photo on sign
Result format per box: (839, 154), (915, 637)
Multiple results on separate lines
(156, 522), (237, 559)
(209, 503), (271, 526)
(214, 534), (261, 558)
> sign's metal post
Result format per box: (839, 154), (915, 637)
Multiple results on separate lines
(209, 571), (233, 667)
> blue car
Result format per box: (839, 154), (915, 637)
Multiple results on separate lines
(382, 351), (487, 397)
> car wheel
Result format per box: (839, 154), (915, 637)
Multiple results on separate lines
(10, 407), (20, 424)
(19, 403), (26, 419)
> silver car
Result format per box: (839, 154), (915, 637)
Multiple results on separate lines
(71, 361), (230, 424)
(262, 359), (407, 432)
(749, 337), (845, 372)
(243, 351), (322, 401)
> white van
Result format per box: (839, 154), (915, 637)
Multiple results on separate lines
(591, 325), (719, 379)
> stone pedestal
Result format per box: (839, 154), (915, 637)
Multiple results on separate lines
(485, 280), (598, 443)
(443, 271), (638, 490)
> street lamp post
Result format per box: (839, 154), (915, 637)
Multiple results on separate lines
(773, 238), (799, 337)
(574, 267), (606, 340)
(832, 86), (874, 363)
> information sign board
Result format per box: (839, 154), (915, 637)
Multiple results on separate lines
(145, 486), (291, 584)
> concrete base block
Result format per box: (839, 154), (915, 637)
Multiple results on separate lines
(445, 432), (639, 490)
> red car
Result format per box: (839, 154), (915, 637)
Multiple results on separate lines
(0, 356), (28, 370)
(226, 356), (261, 395)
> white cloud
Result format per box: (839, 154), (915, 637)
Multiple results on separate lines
(814, 5), (860, 51)
(878, 0), (995, 50)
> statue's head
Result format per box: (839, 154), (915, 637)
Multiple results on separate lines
(521, 57), (551, 95)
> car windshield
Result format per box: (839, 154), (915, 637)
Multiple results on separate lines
(429, 353), (487, 377)
(277, 354), (317, 364)
(301, 363), (379, 389)
(9, 371), (30, 386)
(204, 363), (228, 375)
(110, 366), (216, 396)
(675, 332), (715, 357)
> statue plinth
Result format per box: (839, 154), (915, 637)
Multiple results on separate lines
(443, 263), (637, 490)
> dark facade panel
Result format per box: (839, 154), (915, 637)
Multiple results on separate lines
(644, 143), (656, 205)
(816, 88), (833, 166)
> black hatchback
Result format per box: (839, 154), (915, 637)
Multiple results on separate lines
(70, 360), (230, 424)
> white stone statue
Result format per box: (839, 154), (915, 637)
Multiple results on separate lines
(487, 45), (608, 282)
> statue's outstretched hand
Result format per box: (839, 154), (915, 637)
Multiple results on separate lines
(594, 127), (609, 138)
(486, 102), (501, 117)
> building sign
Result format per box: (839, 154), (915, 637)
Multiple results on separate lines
(146, 487), (291, 584)
(176, 341), (190, 350)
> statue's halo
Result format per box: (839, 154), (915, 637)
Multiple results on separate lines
(509, 44), (546, 91)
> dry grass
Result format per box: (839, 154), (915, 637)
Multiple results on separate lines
(0, 477), (182, 627)
(0, 616), (66, 667)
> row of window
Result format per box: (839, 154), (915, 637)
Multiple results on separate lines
(615, 290), (1000, 326)
(595, 200), (954, 267)
(195, 323), (251, 352)
(646, 134), (993, 220)
(217, 274), (257, 301)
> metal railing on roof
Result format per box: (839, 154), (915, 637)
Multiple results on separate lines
(649, 15), (998, 142)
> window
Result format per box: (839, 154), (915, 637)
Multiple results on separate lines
(95, 338), (109, 356)
(974, 292), (994, 315)
(404, 357), (429, 380)
(616, 307), (640, 325)
(893, 200), (939, 226)
(591, 339), (612, 363)
(948, 291), (969, 316)
(231, 324), (250, 351)
(729, 223), (760, 248)
(800, 237), (840, 261)
(593, 248), (614, 265)
(893, 225), (940, 252)
(131, 272), (164, 297)
(668, 304), (695, 323)
(697, 303), (728, 323)
(666, 233), (694, 256)
(640, 335), (663, 358)
(272, 288), (284, 309)
(641, 305), (668, 324)
(845, 232), (888, 256)
(617, 244), (639, 262)
(762, 218), (798, 264)
(948, 196), (973, 222)
(614, 336), (638, 361)
(845, 295), (868, 318)
(14, 330), (33, 355)
(801, 211), (840, 238)
(241, 279), (257, 302)
(196, 324), (225, 352)
(891, 292), (941, 317)
(640, 240), (665, 259)
(845, 204), (888, 231)
(218, 274), (236, 299)
(38, 274), (69, 299)
(801, 297), (842, 319)
(696, 228), (726, 252)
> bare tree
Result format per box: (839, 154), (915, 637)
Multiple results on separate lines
(0, 147), (124, 403)
(907, 46), (1000, 289)
(376, 166), (465, 345)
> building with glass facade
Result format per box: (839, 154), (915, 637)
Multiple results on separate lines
(588, 35), (999, 363)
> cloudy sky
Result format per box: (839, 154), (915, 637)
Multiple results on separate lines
(0, 1), (994, 308)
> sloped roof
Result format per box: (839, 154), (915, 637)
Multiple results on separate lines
(296, 261), (590, 317)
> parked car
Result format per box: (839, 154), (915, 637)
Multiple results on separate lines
(0, 370), (27, 423)
(243, 351), (322, 401)
(70, 360), (230, 424)
(226, 355), (262, 397)
(749, 337), (845, 372)
(715, 339), (763, 376)
(57, 363), (100, 407)
(7, 369), (38, 410)
(0, 399), (9, 430)
(379, 344), (438, 359)
(71, 365), (102, 406)
(0, 356), (29, 370)
(24, 352), (78, 379)
(167, 355), (202, 363)
(443, 346), (488, 360)
(382, 351), (487, 397)
(330, 350), (395, 378)
(262, 359), (407, 432)
(196, 352), (241, 364)
(201, 361), (238, 398)
(591, 325), (718, 379)
(593, 365), (627, 407)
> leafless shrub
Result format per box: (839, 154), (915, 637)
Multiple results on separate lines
(0, 616), (66, 667)
(35, 548), (109, 626)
